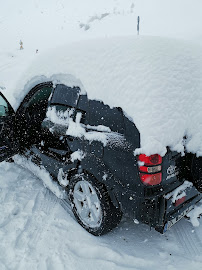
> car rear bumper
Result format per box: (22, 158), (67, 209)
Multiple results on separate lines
(118, 182), (202, 233)
(162, 194), (201, 233)
(143, 185), (202, 233)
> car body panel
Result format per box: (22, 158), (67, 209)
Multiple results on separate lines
(0, 92), (19, 161)
(190, 154), (202, 192)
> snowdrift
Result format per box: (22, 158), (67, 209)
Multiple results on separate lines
(3, 36), (202, 156)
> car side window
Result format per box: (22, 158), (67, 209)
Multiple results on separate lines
(50, 84), (80, 107)
(0, 94), (10, 117)
(49, 85), (86, 125)
(76, 94), (88, 124)
(27, 86), (53, 108)
(75, 109), (86, 124)
(25, 86), (53, 121)
(48, 104), (76, 122)
(51, 104), (73, 113)
(88, 100), (125, 134)
(47, 105), (86, 125)
(23, 86), (53, 143)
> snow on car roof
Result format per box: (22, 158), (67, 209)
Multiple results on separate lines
(3, 36), (202, 156)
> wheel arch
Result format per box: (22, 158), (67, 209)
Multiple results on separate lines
(68, 153), (123, 209)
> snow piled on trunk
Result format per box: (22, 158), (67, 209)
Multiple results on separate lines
(3, 36), (202, 156)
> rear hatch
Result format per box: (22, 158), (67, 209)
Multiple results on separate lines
(140, 149), (202, 231)
(161, 149), (184, 192)
(160, 150), (201, 231)
(142, 149), (185, 197)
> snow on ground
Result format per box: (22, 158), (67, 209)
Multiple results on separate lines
(1, 0), (202, 269)
(0, 161), (201, 270)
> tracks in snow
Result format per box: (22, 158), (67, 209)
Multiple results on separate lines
(59, 197), (73, 216)
(15, 184), (73, 251)
(16, 188), (58, 250)
(173, 219), (202, 257)
(15, 182), (202, 259)
(0, 61), (14, 72)
(14, 183), (75, 270)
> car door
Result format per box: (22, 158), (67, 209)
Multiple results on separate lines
(0, 92), (19, 162)
(34, 84), (81, 178)
(16, 83), (54, 146)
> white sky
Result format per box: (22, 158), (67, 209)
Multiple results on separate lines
(0, 0), (202, 52)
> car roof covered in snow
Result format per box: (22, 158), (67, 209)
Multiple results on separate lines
(3, 36), (202, 156)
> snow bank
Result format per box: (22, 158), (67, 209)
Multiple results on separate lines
(3, 36), (202, 156)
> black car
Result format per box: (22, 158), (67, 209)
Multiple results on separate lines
(0, 82), (201, 236)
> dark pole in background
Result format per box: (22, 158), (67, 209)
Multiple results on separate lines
(137, 16), (140, 35)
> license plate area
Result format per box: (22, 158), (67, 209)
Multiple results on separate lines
(163, 181), (201, 233)
(165, 181), (199, 212)
(163, 205), (194, 232)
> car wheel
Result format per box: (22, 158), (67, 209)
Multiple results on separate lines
(69, 173), (122, 236)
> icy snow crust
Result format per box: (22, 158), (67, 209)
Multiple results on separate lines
(4, 36), (202, 156)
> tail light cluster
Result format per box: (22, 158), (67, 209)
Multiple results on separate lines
(175, 196), (186, 207)
(138, 154), (162, 186)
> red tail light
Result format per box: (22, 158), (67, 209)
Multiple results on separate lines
(175, 196), (186, 207)
(138, 154), (162, 186)
(139, 173), (162, 185)
(138, 154), (162, 166)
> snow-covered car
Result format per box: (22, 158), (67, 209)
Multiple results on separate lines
(0, 36), (202, 235)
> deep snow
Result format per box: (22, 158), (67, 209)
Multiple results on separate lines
(1, 0), (202, 269)
(2, 36), (202, 157)
(1, 1), (202, 157)
(0, 161), (202, 270)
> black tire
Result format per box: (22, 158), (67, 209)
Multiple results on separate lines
(69, 173), (122, 236)
(191, 155), (202, 193)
